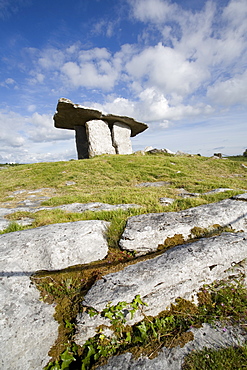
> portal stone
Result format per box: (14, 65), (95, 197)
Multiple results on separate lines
(86, 120), (116, 158)
(112, 122), (132, 154)
(75, 126), (89, 159)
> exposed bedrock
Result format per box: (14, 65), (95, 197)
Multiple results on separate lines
(0, 220), (109, 370)
(119, 196), (247, 255)
(75, 232), (247, 345)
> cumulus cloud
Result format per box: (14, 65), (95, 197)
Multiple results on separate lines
(207, 70), (247, 106)
(87, 87), (213, 125)
(125, 43), (207, 96)
(27, 112), (74, 142)
(128, 0), (177, 23)
(0, 108), (75, 163)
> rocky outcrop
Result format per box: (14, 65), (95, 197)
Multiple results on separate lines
(53, 98), (148, 158)
(1, 192), (247, 369)
(75, 232), (247, 344)
(97, 323), (247, 370)
(0, 220), (109, 370)
(119, 197), (247, 255)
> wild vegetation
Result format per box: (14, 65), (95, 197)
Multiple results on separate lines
(1, 153), (247, 369)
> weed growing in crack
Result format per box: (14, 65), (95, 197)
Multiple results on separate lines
(43, 277), (247, 370)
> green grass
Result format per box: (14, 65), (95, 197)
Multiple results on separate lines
(183, 342), (247, 369)
(1, 154), (246, 242)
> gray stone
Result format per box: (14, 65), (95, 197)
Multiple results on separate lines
(0, 201), (141, 231)
(159, 197), (175, 205)
(53, 98), (148, 159)
(75, 125), (89, 159)
(86, 120), (116, 157)
(135, 181), (172, 188)
(112, 122), (132, 154)
(97, 323), (247, 370)
(0, 220), (109, 270)
(57, 202), (141, 213)
(75, 232), (247, 345)
(146, 148), (174, 155)
(233, 193), (247, 200)
(119, 196), (247, 255)
(0, 273), (58, 370)
(0, 220), (110, 369)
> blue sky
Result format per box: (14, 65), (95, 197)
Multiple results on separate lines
(0, 0), (246, 163)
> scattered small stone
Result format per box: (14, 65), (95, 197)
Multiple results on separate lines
(136, 181), (172, 187)
(65, 181), (76, 186)
(159, 197), (175, 206)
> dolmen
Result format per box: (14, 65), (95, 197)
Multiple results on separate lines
(53, 98), (148, 159)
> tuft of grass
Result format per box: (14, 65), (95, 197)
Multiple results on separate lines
(0, 221), (26, 234)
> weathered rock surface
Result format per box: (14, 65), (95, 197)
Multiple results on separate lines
(0, 197), (141, 231)
(119, 196), (247, 255)
(159, 197), (175, 206)
(0, 220), (109, 270)
(86, 120), (116, 157)
(112, 122), (132, 154)
(75, 232), (247, 345)
(0, 220), (110, 370)
(0, 273), (58, 370)
(97, 323), (247, 370)
(136, 181), (171, 188)
(57, 202), (141, 213)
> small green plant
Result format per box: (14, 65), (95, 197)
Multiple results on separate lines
(44, 344), (78, 370)
(0, 221), (26, 234)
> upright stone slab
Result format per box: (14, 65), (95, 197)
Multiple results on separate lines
(112, 122), (132, 154)
(86, 120), (116, 158)
(75, 125), (89, 159)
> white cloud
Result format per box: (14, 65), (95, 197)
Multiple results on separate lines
(0, 108), (76, 163)
(126, 42), (208, 96)
(61, 50), (119, 90)
(27, 112), (74, 142)
(87, 87), (213, 124)
(207, 70), (247, 106)
(129, 0), (177, 23)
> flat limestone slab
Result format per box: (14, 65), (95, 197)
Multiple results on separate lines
(119, 196), (247, 255)
(75, 232), (247, 345)
(0, 220), (110, 270)
(0, 220), (109, 369)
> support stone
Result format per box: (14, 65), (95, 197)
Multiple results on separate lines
(75, 125), (89, 159)
(112, 122), (132, 154)
(86, 120), (116, 158)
